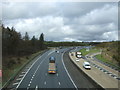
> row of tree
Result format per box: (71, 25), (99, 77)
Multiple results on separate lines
(45, 41), (89, 47)
(2, 25), (47, 57)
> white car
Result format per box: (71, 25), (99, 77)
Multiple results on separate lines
(83, 62), (91, 70)
(56, 51), (59, 53)
(76, 54), (82, 58)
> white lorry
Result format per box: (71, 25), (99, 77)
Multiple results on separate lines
(76, 52), (82, 58)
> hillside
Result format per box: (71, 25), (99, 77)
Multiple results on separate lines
(96, 41), (120, 66)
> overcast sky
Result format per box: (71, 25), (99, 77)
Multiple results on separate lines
(2, 1), (118, 42)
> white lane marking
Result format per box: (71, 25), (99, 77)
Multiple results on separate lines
(16, 78), (22, 81)
(58, 82), (61, 85)
(16, 55), (42, 88)
(21, 72), (26, 74)
(29, 81), (32, 84)
(16, 50), (54, 89)
(19, 74), (24, 77)
(45, 73), (47, 76)
(57, 73), (58, 76)
(13, 82), (19, 86)
(32, 76), (34, 79)
(44, 81), (46, 85)
(16, 51), (54, 89)
(48, 50), (55, 56)
(35, 85), (38, 90)
(33, 60), (44, 75)
(27, 87), (29, 90)
(28, 84), (30, 86)
(62, 52), (78, 90)
(32, 51), (54, 76)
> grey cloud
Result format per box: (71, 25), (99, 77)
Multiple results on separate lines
(2, 2), (118, 42)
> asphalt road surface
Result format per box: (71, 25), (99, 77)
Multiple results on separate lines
(63, 50), (98, 88)
(17, 48), (76, 89)
(16, 47), (98, 89)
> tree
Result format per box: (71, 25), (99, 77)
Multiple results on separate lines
(23, 32), (29, 41)
(39, 33), (45, 50)
(31, 35), (36, 45)
(31, 35), (37, 51)
(39, 33), (44, 42)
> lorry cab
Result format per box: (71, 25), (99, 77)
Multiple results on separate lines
(49, 56), (55, 63)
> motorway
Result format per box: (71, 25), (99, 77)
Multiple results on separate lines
(15, 47), (98, 89)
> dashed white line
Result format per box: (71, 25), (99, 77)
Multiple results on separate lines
(35, 85), (38, 90)
(58, 82), (61, 85)
(16, 55), (42, 88)
(29, 81), (32, 84)
(27, 87), (29, 90)
(16, 50), (56, 88)
(57, 73), (58, 76)
(44, 81), (46, 85)
(28, 84), (30, 87)
(32, 76), (34, 79)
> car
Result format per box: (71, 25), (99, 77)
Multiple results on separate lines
(83, 62), (91, 70)
(76, 54), (82, 58)
(55, 50), (59, 53)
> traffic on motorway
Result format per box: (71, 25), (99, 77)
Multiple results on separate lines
(7, 47), (104, 89)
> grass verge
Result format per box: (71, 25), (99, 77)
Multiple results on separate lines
(80, 48), (100, 56)
(3, 49), (48, 88)
(95, 54), (120, 70)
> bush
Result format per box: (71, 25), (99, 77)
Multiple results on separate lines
(26, 56), (29, 59)
(17, 57), (20, 60)
(7, 59), (16, 68)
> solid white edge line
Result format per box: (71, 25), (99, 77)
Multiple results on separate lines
(16, 55), (42, 89)
(16, 50), (55, 89)
(62, 51), (78, 90)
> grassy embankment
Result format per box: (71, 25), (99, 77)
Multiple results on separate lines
(80, 46), (120, 70)
(80, 47), (100, 56)
(3, 50), (46, 87)
(95, 41), (120, 69)
(95, 54), (120, 69)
